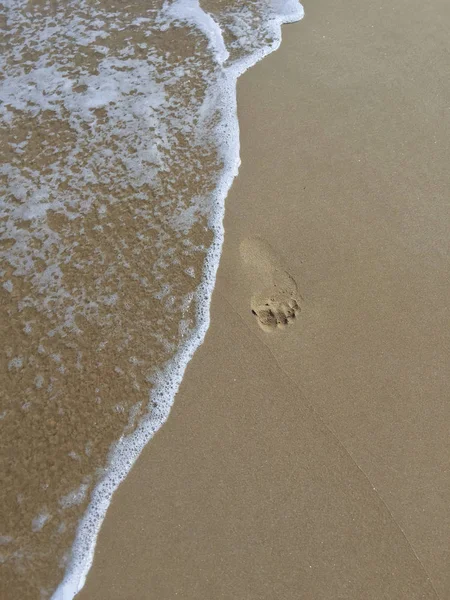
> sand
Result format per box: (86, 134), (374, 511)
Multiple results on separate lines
(76, 0), (450, 597)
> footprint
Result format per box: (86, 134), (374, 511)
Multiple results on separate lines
(240, 237), (301, 332)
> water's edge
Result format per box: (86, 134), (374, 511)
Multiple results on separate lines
(53, 3), (304, 598)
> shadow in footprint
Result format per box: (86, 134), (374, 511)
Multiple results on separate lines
(251, 297), (300, 332)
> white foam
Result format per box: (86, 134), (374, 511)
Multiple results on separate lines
(51, 1), (304, 598)
(32, 511), (50, 533)
(59, 483), (90, 510)
(160, 0), (230, 65)
(8, 356), (23, 370)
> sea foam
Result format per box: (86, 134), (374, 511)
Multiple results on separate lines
(1, 0), (303, 597)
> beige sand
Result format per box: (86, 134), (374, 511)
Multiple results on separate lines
(77, 0), (450, 597)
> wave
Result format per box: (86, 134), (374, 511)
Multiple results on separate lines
(0, 1), (303, 597)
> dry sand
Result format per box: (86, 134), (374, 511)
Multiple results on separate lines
(77, 0), (450, 597)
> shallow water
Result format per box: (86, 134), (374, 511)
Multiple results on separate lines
(0, 1), (303, 597)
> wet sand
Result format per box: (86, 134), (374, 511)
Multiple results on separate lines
(77, 0), (450, 597)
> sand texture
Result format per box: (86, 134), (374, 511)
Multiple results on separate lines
(76, 0), (450, 597)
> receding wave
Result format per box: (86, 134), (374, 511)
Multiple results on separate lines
(0, 1), (303, 597)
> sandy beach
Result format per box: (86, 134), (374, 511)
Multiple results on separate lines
(26, 0), (450, 596)
(75, 0), (450, 597)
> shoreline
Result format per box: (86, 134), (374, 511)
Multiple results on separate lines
(52, 4), (305, 599)
(77, 0), (450, 597)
